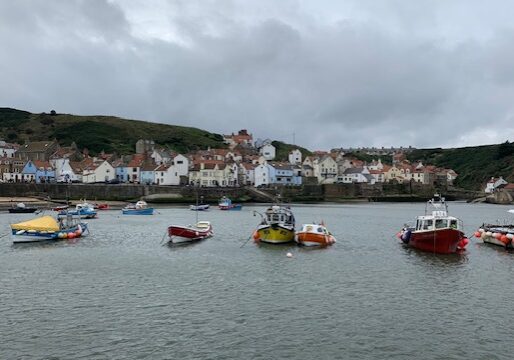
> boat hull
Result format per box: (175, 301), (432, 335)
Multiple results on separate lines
(8, 208), (38, 213)
(168, 225), (213, 243)
(255, 225), (295, 244)
(122, 208), (154, 215)
(58, 210), (97, 219)
(295, 232), (335, 247)
(12, 223), (87, 244)
(190, 205), (210, 211)
(219, 204), (242, 210)
(406, 228), (464, 254)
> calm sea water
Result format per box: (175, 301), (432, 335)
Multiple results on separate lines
(1, 202), (514, 359)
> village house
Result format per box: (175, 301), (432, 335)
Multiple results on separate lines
(2, 159), (27, 182)
(312, 155), (338, 184)
(485, 177), (508, 193)
(136, 139), (155, 154)
(81, 159), (115, 183)
(21, 160), (55, 183)
(16, 141), (59, 161)
(239, 163), (256, 186)
(288, 149), (302, 165)
(223, 129), (253, 149)
(254, 162), (273, 187)
(0, 140), (18, 158)
(189, 162), (238, 187)
(140, 162), (159, 185)
(151, 148), (172, 165)
(259, 143), (276, 161)
(338, 167), (375, 184)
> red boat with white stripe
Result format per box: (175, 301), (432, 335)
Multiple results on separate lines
(168, 221), (213, 244)
(398, 195), (469, 254)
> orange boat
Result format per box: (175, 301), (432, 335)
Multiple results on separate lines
(295, 223), (336, 247)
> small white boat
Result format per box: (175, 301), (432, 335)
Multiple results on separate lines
(122, 200), (154, 215)
(168, 221), (213, 244)
(190, 204), (210, 211)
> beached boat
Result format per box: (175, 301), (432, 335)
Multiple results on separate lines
(8, 203), (38, 213)
(397, 195), (469, 254)
(168, 221), (213, 244)
(10, 214), (88, 244)
(252, 205), (295, 244)
(53, 205), (69, 212)
(122, 200), (154, 215)
(474, 210), (514, 249)
(295, 222), (336, 247)
(190, 204), (210, 211)
(218, 196), (242, 210)
(58, 202), (97, 219)
(95, 203), (109, 210)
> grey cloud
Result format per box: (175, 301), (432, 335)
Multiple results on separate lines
(1, 0), (514, 149)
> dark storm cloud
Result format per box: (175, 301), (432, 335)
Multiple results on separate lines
(1, 0), (514, 149)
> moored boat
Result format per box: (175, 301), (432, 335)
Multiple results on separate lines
(252, 205), (295, 244)
(122, 200), (154, 215)
(10, 214), (88, 244)
(8, 203), (38, 213)
(474, 210), (514, 249)
(397, 195), (469, 254)
(95, 203), (109, 210)
(295, 222), (336, 247)
(218, 196), (242, 210)
(168, 221), (213, 244)
(190, 204), (210, 211)
(58, 202), (97, 219)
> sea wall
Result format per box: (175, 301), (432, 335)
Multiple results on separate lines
(0, 182), (478, 203)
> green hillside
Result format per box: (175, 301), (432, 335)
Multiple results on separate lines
(407, 142), (514, 189)
(0, 108), (225, 154)
(272, 141), (312, 161)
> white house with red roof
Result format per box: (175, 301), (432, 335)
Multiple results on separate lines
(485, 177), (508, 193)
(224, 129), (253, 149)
(81, 159), (115, 183)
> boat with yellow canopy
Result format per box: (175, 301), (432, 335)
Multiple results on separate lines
(11, 215), (88, 244)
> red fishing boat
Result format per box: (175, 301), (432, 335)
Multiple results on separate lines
(397, 195), (469, 254)
(167, 221), (213, 244)
(95, 203), (109, 210)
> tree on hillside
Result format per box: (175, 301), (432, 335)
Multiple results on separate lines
(496, 141), (514, 159)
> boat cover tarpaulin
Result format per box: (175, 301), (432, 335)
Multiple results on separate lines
(10, 216), (59, 231)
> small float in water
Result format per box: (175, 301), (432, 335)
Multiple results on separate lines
(122, 200), (154, 215)
(10, 214), (88, 244)
(218, 196), (242, 210)
(295, 222), (336, 247)
(397, 194), (469, 254)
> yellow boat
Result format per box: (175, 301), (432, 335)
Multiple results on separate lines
(253, 205), (295, 244)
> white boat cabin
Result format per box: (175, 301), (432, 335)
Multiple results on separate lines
(265, 206), (294, 225)
(414, 215), (461, 232)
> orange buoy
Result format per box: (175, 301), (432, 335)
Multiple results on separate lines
(67, 232), (75, 239)
(474, 231), (481, 238)
(252, 231), (259, 240)
(500, 235), (509, 245)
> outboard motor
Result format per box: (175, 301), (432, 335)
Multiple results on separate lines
(401, 228), (412, 244)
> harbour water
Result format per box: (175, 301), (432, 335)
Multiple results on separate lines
(1, 202), (513, 359)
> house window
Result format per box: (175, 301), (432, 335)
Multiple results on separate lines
(177, 161), (183, 164)
(133, 168), (137, 172)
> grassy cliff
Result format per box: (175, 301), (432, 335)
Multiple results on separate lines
(0, 108), (225, 154)
(407, 143), (514, 189)
(272, 141), (312, 162)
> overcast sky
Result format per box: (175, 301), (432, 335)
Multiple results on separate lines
(2, 0), (514, 150)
